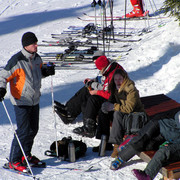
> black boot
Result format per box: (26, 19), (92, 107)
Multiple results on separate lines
(73, 118), (96, 138)
(54, 101), (75, 124)
(54, 100), (66, 111)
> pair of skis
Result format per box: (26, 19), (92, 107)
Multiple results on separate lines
(78, 11), (167, 22)
(3, 160), (46, 179)
(3, 162), (94, 179)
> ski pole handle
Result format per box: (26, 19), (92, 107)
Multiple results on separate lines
(91, 0), (97, 7)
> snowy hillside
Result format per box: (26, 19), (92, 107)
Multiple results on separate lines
(0, 0), (180, 179)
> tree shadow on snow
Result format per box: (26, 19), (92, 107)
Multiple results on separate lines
(40, 80), (83, 108)
(0, 1), (121, 36)
(0, 98), (15, 125)
(167, 82), (180, 103)
(128, 43), (180, 82)
(0, 4), (91, 36)
(0, 80), (83, 125)
(41, 154), (101, 172)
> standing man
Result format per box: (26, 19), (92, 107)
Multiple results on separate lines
(0, 32), (55, 173)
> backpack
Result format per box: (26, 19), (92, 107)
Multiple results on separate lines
(44, 136), (87, 160)
(124, 112), (149, 135)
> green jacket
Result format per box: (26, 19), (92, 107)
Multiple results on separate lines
(109, 78), (145, 114)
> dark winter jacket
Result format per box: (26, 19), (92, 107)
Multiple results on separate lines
(96, 61), (123, 100)
(109, 77), (145, 114)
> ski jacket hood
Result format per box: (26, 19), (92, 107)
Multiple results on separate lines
(96, 61), (124, 99)
(159, 110), (180, 143)
(110, 77), (145, 113)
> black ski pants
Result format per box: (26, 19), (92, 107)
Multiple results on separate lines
(97, 111), (128, 144)
(145, 143), (180, 179)
(66, 86), (106, 121)
(96, 110), (114, 140)
(9, 104), (39, 163)
(118, 119), (165, 162)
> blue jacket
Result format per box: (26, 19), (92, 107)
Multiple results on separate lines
(159, 111), (180, 143)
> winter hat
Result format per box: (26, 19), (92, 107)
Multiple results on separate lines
(93, 50), (105, 60)
(95, 56), (109, 70)
(21, 32), (38, 47)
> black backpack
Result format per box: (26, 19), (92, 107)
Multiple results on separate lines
(124, 112), (149, 135)
(45, 136), (87, 160)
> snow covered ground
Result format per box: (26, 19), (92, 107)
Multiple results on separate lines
(0, 0), (180, 179)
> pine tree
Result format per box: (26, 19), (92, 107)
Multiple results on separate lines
(161, 0), (180, 22)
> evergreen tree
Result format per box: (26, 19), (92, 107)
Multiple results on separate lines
(161, 0), (180, 22)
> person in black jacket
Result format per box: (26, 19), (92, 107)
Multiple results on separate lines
(54, 51), (124, 138)
(110, 109), (180, 180)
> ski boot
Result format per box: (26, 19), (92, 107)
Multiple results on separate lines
(8, 161), (28, 172)
(132, 169), (151, 180)
(54, 101), (75, 124)
(22, 155), (46, 168)
(122, 0), (148, 18)
(110, 157), (123, 170)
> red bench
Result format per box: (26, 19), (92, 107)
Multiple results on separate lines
(138, 94), (180, 180)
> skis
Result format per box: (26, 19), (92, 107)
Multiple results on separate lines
(87, 36), (141, 42)
(42, 59), (94, 65)
(42, 59), (97, 70)
(46, 165), (95, 172)
(38, 41), (103, 47)
(3, 163), (40, 179)
(82, 10), (149, 19)
(77, 15), (168, 22)
(55, 64), (97, 70)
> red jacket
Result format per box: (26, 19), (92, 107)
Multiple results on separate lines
(96, 61), (124, 99)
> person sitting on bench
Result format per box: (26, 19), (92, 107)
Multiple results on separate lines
(94, 69), (147, 157)
(110, 109), (180, 180)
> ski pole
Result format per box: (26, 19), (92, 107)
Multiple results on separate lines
(98, 0), (103, 26)
(98, 0), (103, 27)
(109, 0), (114, 41)
(91, 0), (97, 26)
(50, 74), (59, 158)
(124, 0), (127, 37)
(102, 0), (107, 53)
(1, 100), (36, 180)
(148, 0), (163, 26)
(141, 0), (150, 32)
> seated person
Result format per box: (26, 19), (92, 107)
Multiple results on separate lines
(94, 69), (147, 157)
(54, 51), (124, 138)
(110, 109), (180, 180)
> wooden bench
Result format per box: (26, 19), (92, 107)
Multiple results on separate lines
(138, 94), (180, 180)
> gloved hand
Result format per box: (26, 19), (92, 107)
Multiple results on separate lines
(85, 80), (93, 91)
(101, 102), (114, 114)
(42, 62), (55, 77)
(84, 78), (92, 84)
(0, 88), (6, 102)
